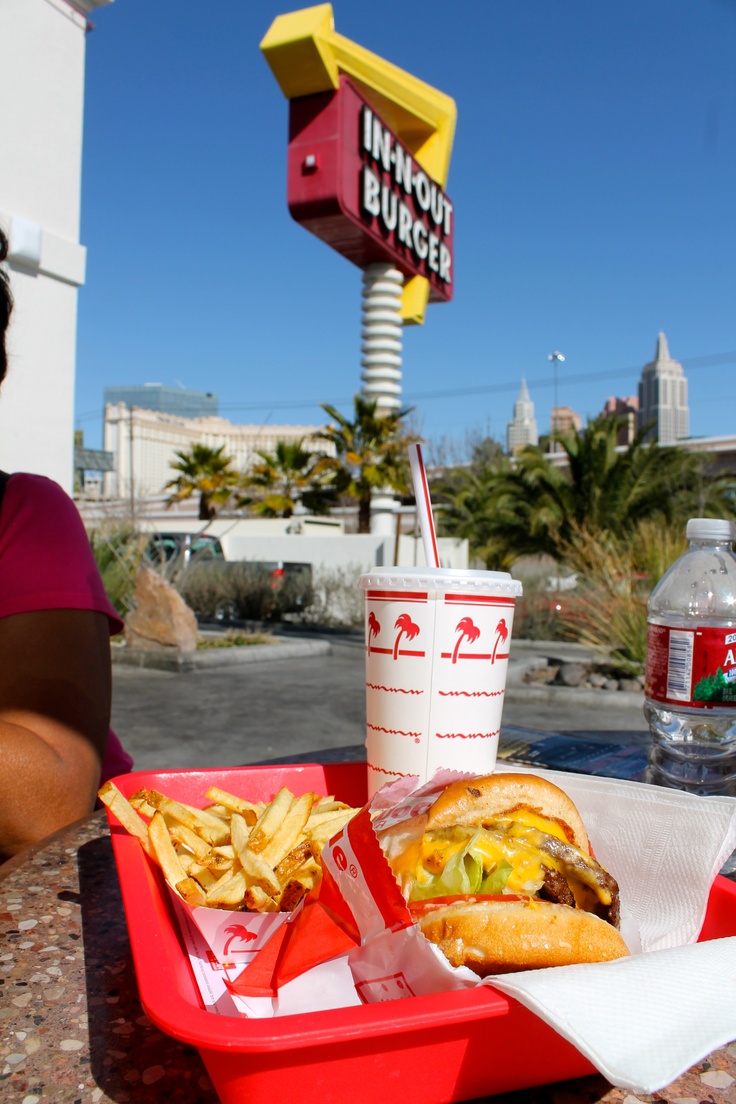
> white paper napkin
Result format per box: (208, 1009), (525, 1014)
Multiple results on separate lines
(486, 938), (736, 1093)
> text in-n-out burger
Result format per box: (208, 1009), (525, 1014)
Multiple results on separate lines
(359, 106), (453, 289)
(286, 76), (454, 303)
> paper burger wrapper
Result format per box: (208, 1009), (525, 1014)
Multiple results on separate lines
(360, 568), (522, 796)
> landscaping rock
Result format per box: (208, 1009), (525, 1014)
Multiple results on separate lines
(559, 663), (588, 687)
(619, 678), (643, 693)
(124, 567), (198, 653)
(524, 662), (561, 685)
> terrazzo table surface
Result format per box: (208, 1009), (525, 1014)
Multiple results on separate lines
(1, 809), (735, 1104)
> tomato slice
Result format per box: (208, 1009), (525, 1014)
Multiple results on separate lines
(408, 893), (529, 916)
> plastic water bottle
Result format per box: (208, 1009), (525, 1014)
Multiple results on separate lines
(644, 517), (736, 800)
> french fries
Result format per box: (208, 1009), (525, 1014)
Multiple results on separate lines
(99, 780), (359, 913)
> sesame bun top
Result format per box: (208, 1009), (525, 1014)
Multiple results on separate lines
(425, 773), (590, 853)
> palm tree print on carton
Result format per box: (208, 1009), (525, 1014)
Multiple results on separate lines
(222, 924), (258, 958)
(393, 614), (420, 659)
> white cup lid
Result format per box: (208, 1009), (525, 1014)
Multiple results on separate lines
(359, 566), (523, 597)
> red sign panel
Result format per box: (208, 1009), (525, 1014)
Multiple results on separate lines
(287, 76), (453, 303)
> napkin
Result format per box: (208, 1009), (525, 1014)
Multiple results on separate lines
(485, 766), (736, 1090)
(486, 938), (736, 1093)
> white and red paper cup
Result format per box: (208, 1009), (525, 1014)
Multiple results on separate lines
(359, 567), (523, 795)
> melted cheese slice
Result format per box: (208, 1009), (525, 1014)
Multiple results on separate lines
(410, 810), (611, 906)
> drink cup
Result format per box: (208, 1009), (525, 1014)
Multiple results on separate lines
(359, 566), (523, 796)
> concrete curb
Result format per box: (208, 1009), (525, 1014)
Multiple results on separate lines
(112, 639), (332, 672)
(506, 683), (645, 710)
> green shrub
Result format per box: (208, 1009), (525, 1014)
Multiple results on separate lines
(554, 520), (686, 676)
(176, 562), (313, 622)
(89, 528), (147, 617)
(512, 578), (570, 642)
(298, 564), (365, 628)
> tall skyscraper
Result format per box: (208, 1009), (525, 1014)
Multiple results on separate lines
(637, 333), (689, 444)
(507, 378), (539, 454)
(104, 384), (219, 420)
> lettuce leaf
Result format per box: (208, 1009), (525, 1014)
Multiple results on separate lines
(409, 833), (513, 901)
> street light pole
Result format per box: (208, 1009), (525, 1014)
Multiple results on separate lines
(547, 351), (565, 453)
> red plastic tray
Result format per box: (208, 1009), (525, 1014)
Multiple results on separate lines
(106, 764), (736, 1104)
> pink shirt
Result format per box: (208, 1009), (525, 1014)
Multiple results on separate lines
(0, 473), (133, 782)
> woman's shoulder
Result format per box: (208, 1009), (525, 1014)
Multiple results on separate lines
(6, 471), (72, 496)
(0, 473), (91, 549)
(4, 472), (83, 515)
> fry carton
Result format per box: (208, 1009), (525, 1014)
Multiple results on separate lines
(169, 886), (363, 1019)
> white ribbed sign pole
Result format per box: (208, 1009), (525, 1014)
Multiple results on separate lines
(360, 263), (404, 536)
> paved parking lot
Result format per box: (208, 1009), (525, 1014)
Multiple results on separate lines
(111, 633), (649, 773)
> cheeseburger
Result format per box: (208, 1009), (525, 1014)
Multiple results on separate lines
(379, 773), (629, 975)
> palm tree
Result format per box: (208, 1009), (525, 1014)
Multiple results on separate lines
(314, 396), (415, 533)
(237, 439), (335, 518)
(435, 416), (736, 565)
(434, 452), (519, 569)
(165, 443), (238, 521)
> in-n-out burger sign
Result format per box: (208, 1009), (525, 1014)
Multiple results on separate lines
(360, 105), (453, 290)
(287, 75), (454, 303)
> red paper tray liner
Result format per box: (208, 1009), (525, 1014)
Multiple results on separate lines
(106, 764), (736, 1104)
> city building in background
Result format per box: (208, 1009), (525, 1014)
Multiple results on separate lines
(551, 406), (582, 438)
(104, 384), (219, 420)
(102, 403), (327, 503)
(637, 332), (689, 444)
(506, 379), (539, 454)
(73, 429), (114, 495)
(601, 395), (639, 446)
(0, 0), (113, 491)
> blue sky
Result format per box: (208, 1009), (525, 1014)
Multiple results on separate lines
(75, 0), (736, 458)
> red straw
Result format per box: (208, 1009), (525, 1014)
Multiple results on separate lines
(408, 443), (441, 568)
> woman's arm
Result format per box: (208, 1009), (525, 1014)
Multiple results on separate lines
(0, 608), (112, 862)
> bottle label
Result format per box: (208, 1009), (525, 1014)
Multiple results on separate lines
(645, 623), (736, 708)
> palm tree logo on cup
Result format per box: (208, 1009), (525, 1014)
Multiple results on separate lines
(452, 617), (481, 663)
(492, 618), (509, 663)
(442, 617), (510, 664)
(367, 611), (381, 654)
(393, 614), (420, 659)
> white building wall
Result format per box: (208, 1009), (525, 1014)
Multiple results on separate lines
(103, 403), (331, 502)
(0, 0), (112, 489)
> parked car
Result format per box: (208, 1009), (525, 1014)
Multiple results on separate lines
(144, 532), (225, 569)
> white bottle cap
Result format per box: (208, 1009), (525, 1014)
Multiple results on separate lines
(686, 517), (736, 541)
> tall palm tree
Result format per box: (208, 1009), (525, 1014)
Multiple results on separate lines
(237, 439), (335, 518)
(314, 396), (415, 533)
(435, 455), (519, 570)
(165, 443), (238, 521)
(436, 416), (735, 564)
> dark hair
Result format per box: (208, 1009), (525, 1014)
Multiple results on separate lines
(0, 227), (13, 386)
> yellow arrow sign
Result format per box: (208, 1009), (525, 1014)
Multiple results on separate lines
(261, 4), (457, 324)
